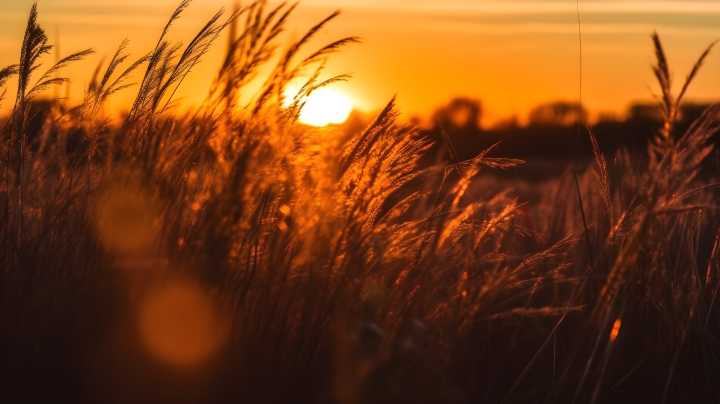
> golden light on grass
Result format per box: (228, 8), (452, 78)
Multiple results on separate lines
(4, 1), (720, 401)
(609, 318), (622, 343)
(296, 88), (353, 127)
(138, 281), (227, 367)
(95, 187), (160, 253)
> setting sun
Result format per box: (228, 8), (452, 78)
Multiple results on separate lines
(295, 88), (353, 127)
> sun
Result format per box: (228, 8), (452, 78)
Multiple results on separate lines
(291, 88), (353, 127)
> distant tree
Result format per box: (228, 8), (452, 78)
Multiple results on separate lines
(626, 103), (664, 122)
(528, 101), (587, 127)
(432, 97), (482, 131)
(678, 103), (714, 124)
(491, 114), (520, 130)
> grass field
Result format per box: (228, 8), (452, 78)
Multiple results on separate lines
(2, 2), (720, 403)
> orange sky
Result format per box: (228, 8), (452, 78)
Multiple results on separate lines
(1, 0), (719, 125)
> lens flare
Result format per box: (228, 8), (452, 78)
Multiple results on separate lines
(138, 281), (227, 367)
(609, 318), (621, 343)
(95, 187), (160, 253)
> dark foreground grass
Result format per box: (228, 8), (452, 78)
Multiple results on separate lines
(2, 2), (720, 403)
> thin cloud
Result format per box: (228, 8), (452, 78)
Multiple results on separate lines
(302, 1), (720, 14)
(421, 21), (720, 37)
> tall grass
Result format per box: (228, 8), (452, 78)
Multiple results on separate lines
(2, 2), (720, 403)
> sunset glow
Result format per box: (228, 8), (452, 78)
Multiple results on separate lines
(1, 0), (717, 122)
(296, 88), (353, 126)
(3, 1), (720, 401)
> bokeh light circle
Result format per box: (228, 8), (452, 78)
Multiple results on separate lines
(138, 281), (226, 367)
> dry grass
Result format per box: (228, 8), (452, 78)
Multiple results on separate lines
(2, 2), (720, 403)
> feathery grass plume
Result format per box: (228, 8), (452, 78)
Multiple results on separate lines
(251, 8), (361, 114)
(2, 3), (92, 273)
(24, 48), (95, 102)
(91, 40), (133, 112)
(651, 32), (672, 134)
(588, 126), (612, 226)
(285, 62), (353, 126)
(211, 1), (289, 110)
(651, 32), (716, 152)
(67, 40), (152, 165)
(116, 2), (238, 164)
(6, 3), (49, 182)
(546, 104), (720, 403)
(159, 7), (240, 113)
(126, 1), (210, 120)
(677, 40), (717, 106)
(0, 65), (18, 108)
